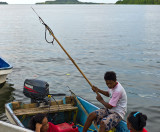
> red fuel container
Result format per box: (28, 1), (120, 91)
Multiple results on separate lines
(52, 122), (79, 132)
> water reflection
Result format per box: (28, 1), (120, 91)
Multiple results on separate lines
(0, 82), (15, 121)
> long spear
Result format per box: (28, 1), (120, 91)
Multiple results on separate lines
(32, 7), (99, 131)
(32, 7), (94, 89)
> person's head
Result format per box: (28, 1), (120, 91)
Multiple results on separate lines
(30, 113), (49, 132)
(104, 71), (117, 89)
(127, 111), (147, 132)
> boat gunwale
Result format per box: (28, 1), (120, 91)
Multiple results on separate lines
(5, 103), (24, 127)
(77, 96), (127, 122)
(0, 66), (13, 70)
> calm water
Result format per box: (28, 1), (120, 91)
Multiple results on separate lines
(0, 4), (160, 131)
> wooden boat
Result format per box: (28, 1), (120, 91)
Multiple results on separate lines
(5, 96), (129, 131)
(5, 79), (129, 132)
(0, 120), (32, 132)
(0, 57), (12, 87)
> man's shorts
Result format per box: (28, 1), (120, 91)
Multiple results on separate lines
(94, 108), (122, 131)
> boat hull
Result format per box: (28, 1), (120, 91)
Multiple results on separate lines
(0, 57), (12, 85)
(0, 121), (32, 132)
(0, 69), (12, 84)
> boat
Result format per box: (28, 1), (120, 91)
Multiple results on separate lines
(5, 79), (129, 132)
(0, 120), (32, 132)
(0, 57), (13, 87)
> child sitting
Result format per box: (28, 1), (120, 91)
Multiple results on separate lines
(127, 111), (148, 132)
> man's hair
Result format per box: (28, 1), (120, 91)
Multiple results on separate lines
(104, 71), (117, 81)
(128, 111), (147, 131)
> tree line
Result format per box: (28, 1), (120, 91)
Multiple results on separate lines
(116, 0), (160, 4)
(36, 0), (97, 4)
(0, 2), (8, 4)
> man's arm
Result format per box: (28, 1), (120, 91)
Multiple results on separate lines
(97, 88), (109, 97)
(92, 85), (109, 97)
(96, 92), (113, 109)
(99, 100), (113, 109)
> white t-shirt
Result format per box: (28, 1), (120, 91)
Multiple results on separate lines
(108, 82), (127, 119)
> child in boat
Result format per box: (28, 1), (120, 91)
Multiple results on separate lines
(30, 113), (54, 132)
(83, 71), (127, 132)
(127, 111), (148, 132)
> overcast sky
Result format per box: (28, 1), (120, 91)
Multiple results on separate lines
(4, 0), (117, 4)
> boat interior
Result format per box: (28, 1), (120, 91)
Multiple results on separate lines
(9, 96), (95, 132)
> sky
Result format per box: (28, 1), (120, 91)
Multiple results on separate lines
(3, 0), (117, 4)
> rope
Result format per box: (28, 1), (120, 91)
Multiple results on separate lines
(33, 6), (54, 45)
(45, 27), (54, 44)
(47, 95), (60, 122)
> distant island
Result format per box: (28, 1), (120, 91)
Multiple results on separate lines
(36, 0), (102, 4)
(116, 0), (160, 4)
(0, 2), (8, 4)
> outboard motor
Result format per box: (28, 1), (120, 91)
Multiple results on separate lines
(23, 79), (49, 104)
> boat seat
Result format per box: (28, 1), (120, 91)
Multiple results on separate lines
(13, 103), (78, 123)
(13, 104), (78, 116)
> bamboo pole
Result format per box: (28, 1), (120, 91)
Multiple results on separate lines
(48, 28), (93, 87)
(46, 26), (99, 131)
(70, 90), (99, 131)
(32, 7), (95, 90)
(32, 8), (99, 131)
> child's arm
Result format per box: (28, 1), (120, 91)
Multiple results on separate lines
(35, 123), (42, 132)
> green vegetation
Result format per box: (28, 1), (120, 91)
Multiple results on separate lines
(116, 0), (160, 4)
(36, 0), (98, 4)
(0, 2), (8, 4)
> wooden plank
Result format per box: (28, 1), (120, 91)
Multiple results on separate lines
(12, 102), (21, 110)
(14, 104), (78, 116)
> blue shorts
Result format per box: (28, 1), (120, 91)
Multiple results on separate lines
(94, 108), (122, 131)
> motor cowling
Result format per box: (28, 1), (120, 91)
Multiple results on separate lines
(23, 79), (49, 102)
